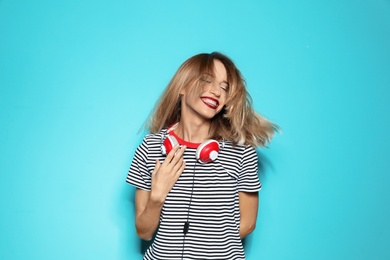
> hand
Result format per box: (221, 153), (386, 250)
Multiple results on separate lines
(150, 145), (186, 203)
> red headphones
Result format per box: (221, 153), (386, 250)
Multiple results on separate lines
(161, 135), (220, 164)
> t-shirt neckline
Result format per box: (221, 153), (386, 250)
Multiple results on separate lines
(170, 130), (201, 149)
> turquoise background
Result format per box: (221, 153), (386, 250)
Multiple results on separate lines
(1, 0), (389, 259)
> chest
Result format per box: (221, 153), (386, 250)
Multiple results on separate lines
(168, 149), (240, 205)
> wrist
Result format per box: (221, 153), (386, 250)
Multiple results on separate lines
(149, 191), (166, 206)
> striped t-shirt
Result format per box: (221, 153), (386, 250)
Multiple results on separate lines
(127, 128), (261, 260)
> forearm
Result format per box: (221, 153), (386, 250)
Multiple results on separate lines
(239, 220), (256, 239)
(135, 191), (165, 241)
(135, 147), (186, 240)
(238, 191), (259, 239)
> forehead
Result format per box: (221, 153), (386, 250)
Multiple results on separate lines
(209, 59), (227, 81)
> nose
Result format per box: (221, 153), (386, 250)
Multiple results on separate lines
(209, 82), (221, 97)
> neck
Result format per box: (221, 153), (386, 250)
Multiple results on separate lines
(174, 118), (211, 143)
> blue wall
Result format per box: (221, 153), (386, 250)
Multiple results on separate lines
(1, 0), (389, 259)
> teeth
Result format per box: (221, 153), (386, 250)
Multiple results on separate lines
(202, 98), (218, 107)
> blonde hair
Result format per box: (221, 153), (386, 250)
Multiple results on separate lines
(146, 52), (278, 147)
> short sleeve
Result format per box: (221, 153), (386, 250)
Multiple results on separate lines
(126, 138), (152, 191)
(237, 146), (262, 192)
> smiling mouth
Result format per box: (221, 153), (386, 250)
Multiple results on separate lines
(201, 97), (219, 109)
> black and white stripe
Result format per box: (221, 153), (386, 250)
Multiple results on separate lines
(127, 129), (261, 260)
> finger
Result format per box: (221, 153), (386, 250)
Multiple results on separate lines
(176, 145), (187, 156)
(165, 144), (180, 163)
(173, 160), (186, 178)
(168, 145), (187, 165)
(171, 152), (186, 170)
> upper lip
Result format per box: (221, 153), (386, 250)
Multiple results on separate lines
(201, 96), (219, 108)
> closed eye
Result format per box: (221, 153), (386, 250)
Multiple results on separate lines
(220, 82), (229, 92)
(200, 76), (212, 84)
(200, 75), (229, 92)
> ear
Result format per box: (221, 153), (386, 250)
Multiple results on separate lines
(179, 87), (187, 95)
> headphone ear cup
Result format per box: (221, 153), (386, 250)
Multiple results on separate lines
(161, 135), (179, 155)
(196, 140), (220, 163)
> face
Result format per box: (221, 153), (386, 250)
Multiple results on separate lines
(180, 59), (229, 122)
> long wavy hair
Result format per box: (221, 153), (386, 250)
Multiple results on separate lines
(146, 52), (278, 147)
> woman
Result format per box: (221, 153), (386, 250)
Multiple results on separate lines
(127, 52), (277, 259)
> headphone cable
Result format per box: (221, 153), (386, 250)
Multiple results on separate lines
(181, 160), (196, 259)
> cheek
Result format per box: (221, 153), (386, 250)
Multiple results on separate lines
(217, 100), (227, 113)
(220, 93), (227, 106)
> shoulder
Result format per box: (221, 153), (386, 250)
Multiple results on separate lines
(219, 141), (258, 166)
(141, 129), (167, 145)
(220, 140), (256, 157)
(136, 129), (167, 157)
(217, 141), (258, 179)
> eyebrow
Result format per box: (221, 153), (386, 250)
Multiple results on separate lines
(202, 73), (229, 85)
